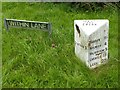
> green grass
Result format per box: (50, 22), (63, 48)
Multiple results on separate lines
(0, 1), (2, 90)
(2, 2), (119, 88)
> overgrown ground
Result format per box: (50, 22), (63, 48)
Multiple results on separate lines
(2, 2), (118, 88)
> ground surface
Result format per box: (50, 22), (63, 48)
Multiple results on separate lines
(2, 2), (119, 88)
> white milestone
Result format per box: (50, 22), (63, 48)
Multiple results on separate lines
(74, 20), (109, 69)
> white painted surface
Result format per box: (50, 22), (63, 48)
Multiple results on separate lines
(74, 20), (109, 69)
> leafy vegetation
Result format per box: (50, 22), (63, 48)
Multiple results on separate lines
(2, 2), (119, 88)
(70, 2), (119, 12)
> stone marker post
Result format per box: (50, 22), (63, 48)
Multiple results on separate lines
(74, 20), (109, 69)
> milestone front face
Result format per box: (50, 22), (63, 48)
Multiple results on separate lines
(74, 20), (109, 69)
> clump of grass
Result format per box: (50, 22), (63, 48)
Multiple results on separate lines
(69, 2), (118, 12)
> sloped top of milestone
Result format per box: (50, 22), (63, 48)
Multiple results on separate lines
(74, 20), (109, 36)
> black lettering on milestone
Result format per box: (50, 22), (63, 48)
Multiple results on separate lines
(104, 42), (107, 45)
(88, 41), (91, 47)
(75, 24), (81, 37)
